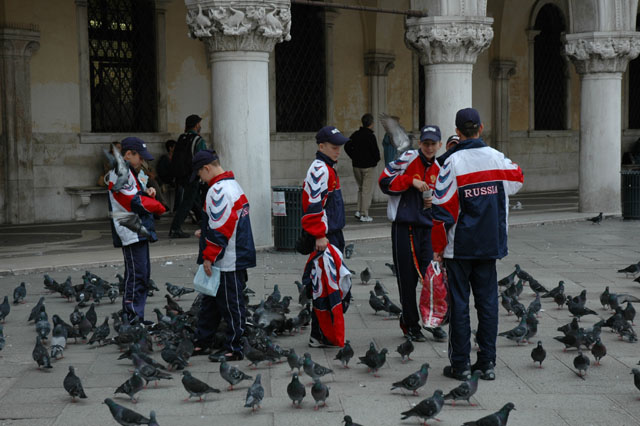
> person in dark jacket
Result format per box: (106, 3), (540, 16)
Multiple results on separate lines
(345, 113), (381, 222)
(379, 125), (446, 343)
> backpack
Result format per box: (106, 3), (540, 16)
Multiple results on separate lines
(171, 132), (201, 182)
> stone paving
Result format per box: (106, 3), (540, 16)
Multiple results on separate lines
(0, 217), (640, 425)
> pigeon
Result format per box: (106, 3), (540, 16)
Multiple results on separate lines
(528, 279), (548, 295)
(498, 268), (517, 287)
(294, 280), (310, 306)
(618, 261), (640, 277)
(542, 280), (564, 299)
(396, 337), (414, 363)
(303, 352), (333, 381)
(244, 374), (264, 411)
(85, 303), (97, 329)
(379, 112), (412, 153)
(115, 370), (145, 403)
(88, 316), (110, 345)
(374, 280), (388, 297)
(587, 212), (603, 224)
(344, 243), (354, 259)
(0, 326), (5, 353)
(63, 366), (87, 401)
(35, 311), (51, 340)
(462, 402), (516, 426)
(358, 347), (388, 377)
(104, 398), (150, 426)
(443, 370), (481, 406)
(573, 351), (590, 377)
(511, 201), (523, 210)
(286, 348), (303, 374)
(334, 340), (354, 368)
(591, 337), (607, 365)
(369, 291), (386, 315)
(390, 362), (430, 395)
(181, 370), (220, 401)
(524, 313), (539, 343)
(165, 282), (195, 299)
(624, 302), (636, 324)
(70, 307), (82, 326)
(400, 389), (444, 424)
(382, 295), (402, 317)
(498, 317), (528, 345)
(385, 262), (397, 276)
(600, 286), (612, 309)
(554, 331), (587, 352)
(311, 377), (330, 410)
(220, 361), (252, 391)
(500, 294), (514, 315)
(78, 314), (92, 340)
(164, 294), (184, 315)
(104, 143), (130, 192)
(32, 336), (52, 369)
(13, 282), (26, 304)
(132, 353), (173, 387)
(554, 292), (567, 309)
(632, 368), (640, 394)
(108, 286), (118, 303)
(50, 324), (67, 360)
(242, 337), (275, 368)
(531, 341), (546, 368)
(343, 416), (364, 426)
(270, 284), (282, 303)
(527, 294), (542, 317)
(148, 411), (159, 426)
(0, 296), (10, 322)
(567, 298), (597, 320)
(287, 372), (306, 408)
(360, 267), (371, 285)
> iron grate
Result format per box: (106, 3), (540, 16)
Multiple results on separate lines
(629, 16), (640, 129)
(275, 4), (326, 132)
(88, 0), (157, 133)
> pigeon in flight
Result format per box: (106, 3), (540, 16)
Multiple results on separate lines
(104, 144), (129, 193)
(379, 112), (412, 153)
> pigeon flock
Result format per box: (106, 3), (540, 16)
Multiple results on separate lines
(1, 235), (640, 426)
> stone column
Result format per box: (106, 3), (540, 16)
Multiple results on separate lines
(324, 7), (339, 126)
(565, 33), (640, 214)
(185, 1), (291, 247)
(364, 51), (395, 138)
(405, 17), (493, 148)
(0, 26), (40, 224)
(489, 60), (516, 155)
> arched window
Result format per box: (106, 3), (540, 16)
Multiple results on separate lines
(274, 4), (326, 132)
(88, 0), (157, 132)
(533, 4), (566, 130)
(628, 15), (640, 129)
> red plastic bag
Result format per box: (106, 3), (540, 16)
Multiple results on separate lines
(420, 261), (449, 328)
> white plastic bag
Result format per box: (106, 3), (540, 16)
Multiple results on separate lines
(193, 264), (221, 297)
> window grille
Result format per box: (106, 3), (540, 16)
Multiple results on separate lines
(275, 4), (326, 132)
(628, 15), (640, 129)
(88, 0), (157, 133)
(533, 4), (566, 130)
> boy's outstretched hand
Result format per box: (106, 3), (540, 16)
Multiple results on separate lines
(203, 259), (212, 277)
(146, 187), (156, 198)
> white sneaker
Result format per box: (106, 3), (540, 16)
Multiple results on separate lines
(359, 216), (373, 222)
(354, 211), (361, 219)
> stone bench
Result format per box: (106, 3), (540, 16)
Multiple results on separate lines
(65, 186), (107, 221)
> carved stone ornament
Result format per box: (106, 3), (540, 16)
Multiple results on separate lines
(185, 1), (291, 52)
(564, 33), (640, 74)
(364, 51), (395, 76)
(405, 19), (493, 65)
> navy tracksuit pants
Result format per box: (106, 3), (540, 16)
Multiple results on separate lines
(195, 270), (247, 353)
(122, 241), (150, 322)
(391, 223), (432, 332)
(446, 258), (498, 369)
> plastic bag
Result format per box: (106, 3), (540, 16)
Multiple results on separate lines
(420, 261), (449, 328)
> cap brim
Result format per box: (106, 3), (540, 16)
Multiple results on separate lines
(140, 150), (154, 161)
(330, 135), (350, 145)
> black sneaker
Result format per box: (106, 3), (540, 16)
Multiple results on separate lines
(406, 329), (427, 343)
(443, 365), (472, 381)
(169, 229), (190, 239)
(424, 326), (448, 340)
(471, 362), (496, 380)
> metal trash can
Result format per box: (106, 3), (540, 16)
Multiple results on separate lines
(621, 169), (640, 219)
(272, 186), (303, 250)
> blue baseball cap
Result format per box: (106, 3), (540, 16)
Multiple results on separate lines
(191, 149), (219, 182)
(121, 137), (153, 161)
(315, 126), (349, 145)
(420, 125), (441, 142)
(455, 108), (482, 131)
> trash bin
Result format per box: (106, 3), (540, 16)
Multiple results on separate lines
(621, 169), (640, 219)
(272, 186), (303, 250)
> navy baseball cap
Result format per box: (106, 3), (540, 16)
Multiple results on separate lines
(191, 149), (219, 182)
(420, 125), (441, 142)
(455, 108), (482, 131)
(121, 137), (153, 161)
(315, 126), (349, 145)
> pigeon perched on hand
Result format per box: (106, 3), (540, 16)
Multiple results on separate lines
(115, 369), (145, 403)
(110, 211), (152, 239)
(104, 398), (150, 425)
(311, 377), (330, 410)
(63, 366), (87, 402)
(443, 370), (481, 406)
(390, 362), (430, 395)
(13, 282), (26, 304)
(104, 144), (129, 193)
(287, 372), (306, 408)
(334, 340), (354, 368)
(400, 389), (444, 424)
(244, 374), (264, 411)
(531, 341), (546, 368)
(220, 361), (252, 391)
(462, 402), (515, 426)
(181, 370), (220, 401)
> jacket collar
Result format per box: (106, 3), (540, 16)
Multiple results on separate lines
(438, 137), (487, 164)
(208, 170), (234, 187)
(417, 149), (434, 167)
(316, 151), (336, 167)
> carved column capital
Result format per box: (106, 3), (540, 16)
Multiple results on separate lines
(489, 59), (516, 80)
(405, 17), (493, 65)
(564, 32), (640, 74)
(364, 51), (395, 76)
(0, 27), (40, 58)
(185, 0), (291, 53)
